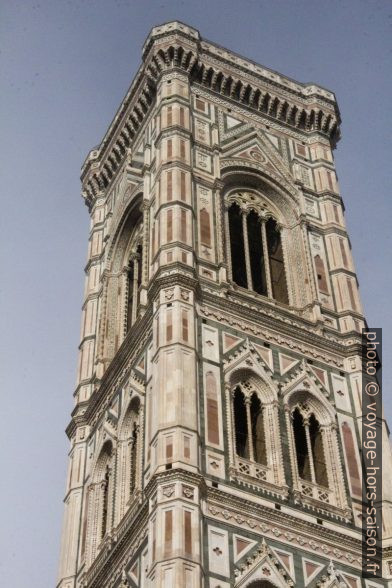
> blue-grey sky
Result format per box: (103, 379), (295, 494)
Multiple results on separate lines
(0, 1), (390, 586)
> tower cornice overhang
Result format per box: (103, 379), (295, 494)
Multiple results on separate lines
(81, 21), (341, 211)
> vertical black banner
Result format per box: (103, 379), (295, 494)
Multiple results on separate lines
(361, 328), (382, 578)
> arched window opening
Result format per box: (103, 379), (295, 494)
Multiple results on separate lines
(266, 218), (289, 304)
(226, 196), (289, 304)
(233, 388), (267, 465)
(84, 440), (115, 565)
(228, 204), (247, 288)
(293, 408), (311, 481)
(116, 397), (142, 524)
(309, 414), (328, 486)
(247, 211), (268, 296)
(127, 244), (143, 331)
(230, 377), (285, 489)
(233, 387), (248, 458)
(292, 408), (328, 488)
(250, 393), (267, 465)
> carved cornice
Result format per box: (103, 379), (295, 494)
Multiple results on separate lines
(81, 21), (341, 211)
(199, 290), (348, 366)
(206, 486), (362, 568)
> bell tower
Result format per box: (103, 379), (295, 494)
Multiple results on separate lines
(57, 22), (392, 588)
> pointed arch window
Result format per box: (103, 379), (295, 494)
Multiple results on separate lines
(285, 397), (348, 510)
(233, 388), (267, 466)
(117, 397), (142, 522)
(227, 199), (289, 304)
(292, 408), (328, 487)
(229, 379), (285, 491)
(85, 440), (114, 565)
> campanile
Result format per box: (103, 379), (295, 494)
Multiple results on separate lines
(57, 22), (392, 587)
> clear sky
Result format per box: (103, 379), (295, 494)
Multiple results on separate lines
(0, 1), (390, 586)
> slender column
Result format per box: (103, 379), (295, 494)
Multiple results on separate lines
(121, 267), (128, 341)
(264, 402), (282, 482)
(116, 440), (128, 523)
(244, 397), (255, 462)
(224, 206), (233, 280)
(215, 183), (225, 266)
(261, 218), (273, 298)
(131, 255), (139, 324)
(242, 211), (253, 290)
(141, 201), (149, 286)
(303, 418), (316, 484)
(285, 408), (299, 486)
(129, 434), (136, 494)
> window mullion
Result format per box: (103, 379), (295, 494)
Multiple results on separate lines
(242, 211), (253, 290)
(261, 219), (273, 298)
(131, 256), (139, 324)
(304, 419), (316, 484)
(244, 397), (255, 462)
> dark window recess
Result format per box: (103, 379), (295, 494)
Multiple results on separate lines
(309, 415), (328, 486)
(229, 204), (247, 288)
(233, 387), (249, 458)
(127, 244), (143, 332)
(129, 423), (138, 494)
(293, 408), (311, 481)
(250, 393), (267, 464)
(101, 466), (110, 539)
(266, 219), (289, 304)
(247, 211), (268, 295)
(127, 263), (134, 332)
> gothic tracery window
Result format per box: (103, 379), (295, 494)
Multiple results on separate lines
(285, 395), (347, 509)
(229, 377), (285, 490)
(117, 396), (141, 521)
(292, 407), (328, 487)
(233, 387), (269, 467)
(85, 440), (114, 565)
(227, 195), (289, 304)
